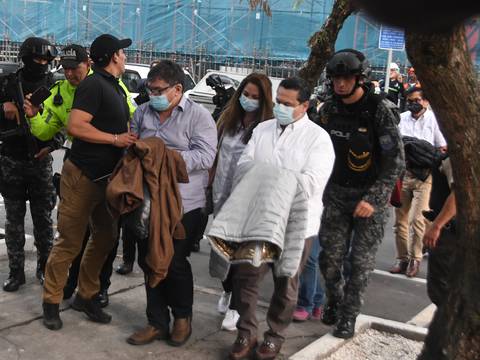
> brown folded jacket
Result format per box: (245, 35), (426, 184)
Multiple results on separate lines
(106, 137), (189, 287)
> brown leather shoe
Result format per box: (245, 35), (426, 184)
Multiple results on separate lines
(126, 325), (168, 345)
(389, 260), (409, 274)
(229, 335), (257, 360)
(406, 260), (421, 278)
(254, 339), (282, 360)
(167, 317), (192, 347)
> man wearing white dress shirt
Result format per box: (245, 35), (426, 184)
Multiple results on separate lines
(227, 77), (335, 360)
(390, 87), (447, 278)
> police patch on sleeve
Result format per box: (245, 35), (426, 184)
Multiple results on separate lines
(379, 134), (395, 151)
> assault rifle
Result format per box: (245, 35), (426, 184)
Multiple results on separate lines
(0, 73), (39, 159)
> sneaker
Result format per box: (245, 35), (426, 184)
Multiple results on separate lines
(221, 309), (239, 331)
(292, 308), (310, 322)
(311, 306), (323, 321)
(217, 291), (231, 314)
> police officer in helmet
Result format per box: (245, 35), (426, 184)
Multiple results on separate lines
(0, 37), (61, 292)
(317, 49), (404, 338)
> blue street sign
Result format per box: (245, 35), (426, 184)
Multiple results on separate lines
(379, 26), (405, 51)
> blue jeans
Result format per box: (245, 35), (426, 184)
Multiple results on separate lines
(297, 236), (325, 313)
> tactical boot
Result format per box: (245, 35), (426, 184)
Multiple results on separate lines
(115, 262), (133, 275)
(42, 302), (63, 330)
(3, 270), (26, 292)
(36, 257), (48, 285)
(333, 316), (356, 339)
(72, 294), (112, 323)
(95, 288), (109, 308)
(321, 301), (339, 326)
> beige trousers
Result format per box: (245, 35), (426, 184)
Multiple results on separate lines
(394, 173), (432, 261)
(43, 160), (118, 304)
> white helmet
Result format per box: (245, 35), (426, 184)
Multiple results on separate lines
(390, 63), (400, 71)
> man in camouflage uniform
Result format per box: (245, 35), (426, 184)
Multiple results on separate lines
(318, 49), (405, 338)
(0, 37), (61, 292)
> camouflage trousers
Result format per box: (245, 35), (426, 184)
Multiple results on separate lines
(0, 154), (56, 273)
(319, 184), (388, 319)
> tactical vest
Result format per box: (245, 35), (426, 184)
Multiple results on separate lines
(0, 70), (54, 160)
(323, 94), (383, 188)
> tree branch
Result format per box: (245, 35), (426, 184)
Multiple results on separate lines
(298, 0), (353, 89)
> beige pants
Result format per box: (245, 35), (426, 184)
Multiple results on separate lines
(394, 173), (432, 261)
(43, 160), (118, 304)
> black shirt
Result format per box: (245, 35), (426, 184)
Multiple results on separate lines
(69, 66), (129, 181)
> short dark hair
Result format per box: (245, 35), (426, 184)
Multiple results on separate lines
(405, 86), (423, 97)
(279, 77), (311, 103)
(147, 60), (185, 90)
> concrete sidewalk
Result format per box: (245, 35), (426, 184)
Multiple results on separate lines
(0, 250), (331, 360)
(0, 231), (433, 360)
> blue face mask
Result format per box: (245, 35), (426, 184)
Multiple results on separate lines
(274, 103), (296, 126)
(149, 95), (170, 112)
(239, 94), (259, 112)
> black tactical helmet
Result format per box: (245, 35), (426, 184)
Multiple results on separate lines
(326, 49), (370, 78)
(18, 37), (58, 62)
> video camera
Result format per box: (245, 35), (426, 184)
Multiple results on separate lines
(206, 74), (236, 121)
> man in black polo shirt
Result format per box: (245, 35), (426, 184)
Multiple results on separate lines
(42, 34), (137, 331)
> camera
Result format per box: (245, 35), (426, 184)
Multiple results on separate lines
(206, 74), (236, 121)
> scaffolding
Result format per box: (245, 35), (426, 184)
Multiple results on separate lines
(0, 1), (478, 69)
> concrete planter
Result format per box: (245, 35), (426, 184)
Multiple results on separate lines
(290, 314), (428, 360)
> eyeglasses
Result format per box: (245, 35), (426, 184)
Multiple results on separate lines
(146, 84), (175, 96)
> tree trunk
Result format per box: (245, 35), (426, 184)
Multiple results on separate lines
(406, 25), (480, 360)
(298, 0), (353, 89)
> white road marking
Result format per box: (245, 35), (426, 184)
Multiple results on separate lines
(373, 269), (427, 284)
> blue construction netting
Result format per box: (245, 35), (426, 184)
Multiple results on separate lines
(0, 1), (478, 68)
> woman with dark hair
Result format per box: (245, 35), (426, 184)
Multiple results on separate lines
(211, 72), (274, 331)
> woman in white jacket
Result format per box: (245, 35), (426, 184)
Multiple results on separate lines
(211, 72), (274, 331)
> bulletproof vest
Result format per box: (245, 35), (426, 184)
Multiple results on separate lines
(429, 163), (451, 219)
(323, 94), (382, 188)
(0, 70), (54, 160)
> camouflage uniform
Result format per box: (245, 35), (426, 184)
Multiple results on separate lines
(0, 154), (56, 273)
(318, 86), (405, 320)
(0, 67), (61, 285)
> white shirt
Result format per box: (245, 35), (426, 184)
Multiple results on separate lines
(238, 114), (335, 237)
(399, 109), (447, 147)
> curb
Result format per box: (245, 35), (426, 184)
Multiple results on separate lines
(289, 314), (428, 360)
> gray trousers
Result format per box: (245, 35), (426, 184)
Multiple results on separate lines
(231, 237), (312, 345)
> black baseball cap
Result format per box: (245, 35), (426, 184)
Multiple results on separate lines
(90, 34), (132, 65)
(60, 44), (89, 68)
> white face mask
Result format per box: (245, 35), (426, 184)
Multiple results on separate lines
(274, 103), (296, 126)
(239, 94), (259, 112)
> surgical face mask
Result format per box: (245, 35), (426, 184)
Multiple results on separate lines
(407, 101), (424, 115)
(274, 103), (296, 126)
(239, 94), (259, 112)
(149, 94), (170, 112)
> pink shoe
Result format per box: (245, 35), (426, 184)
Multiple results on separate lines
(311, 306), (323, 321)
(293, 308), (310, 322)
